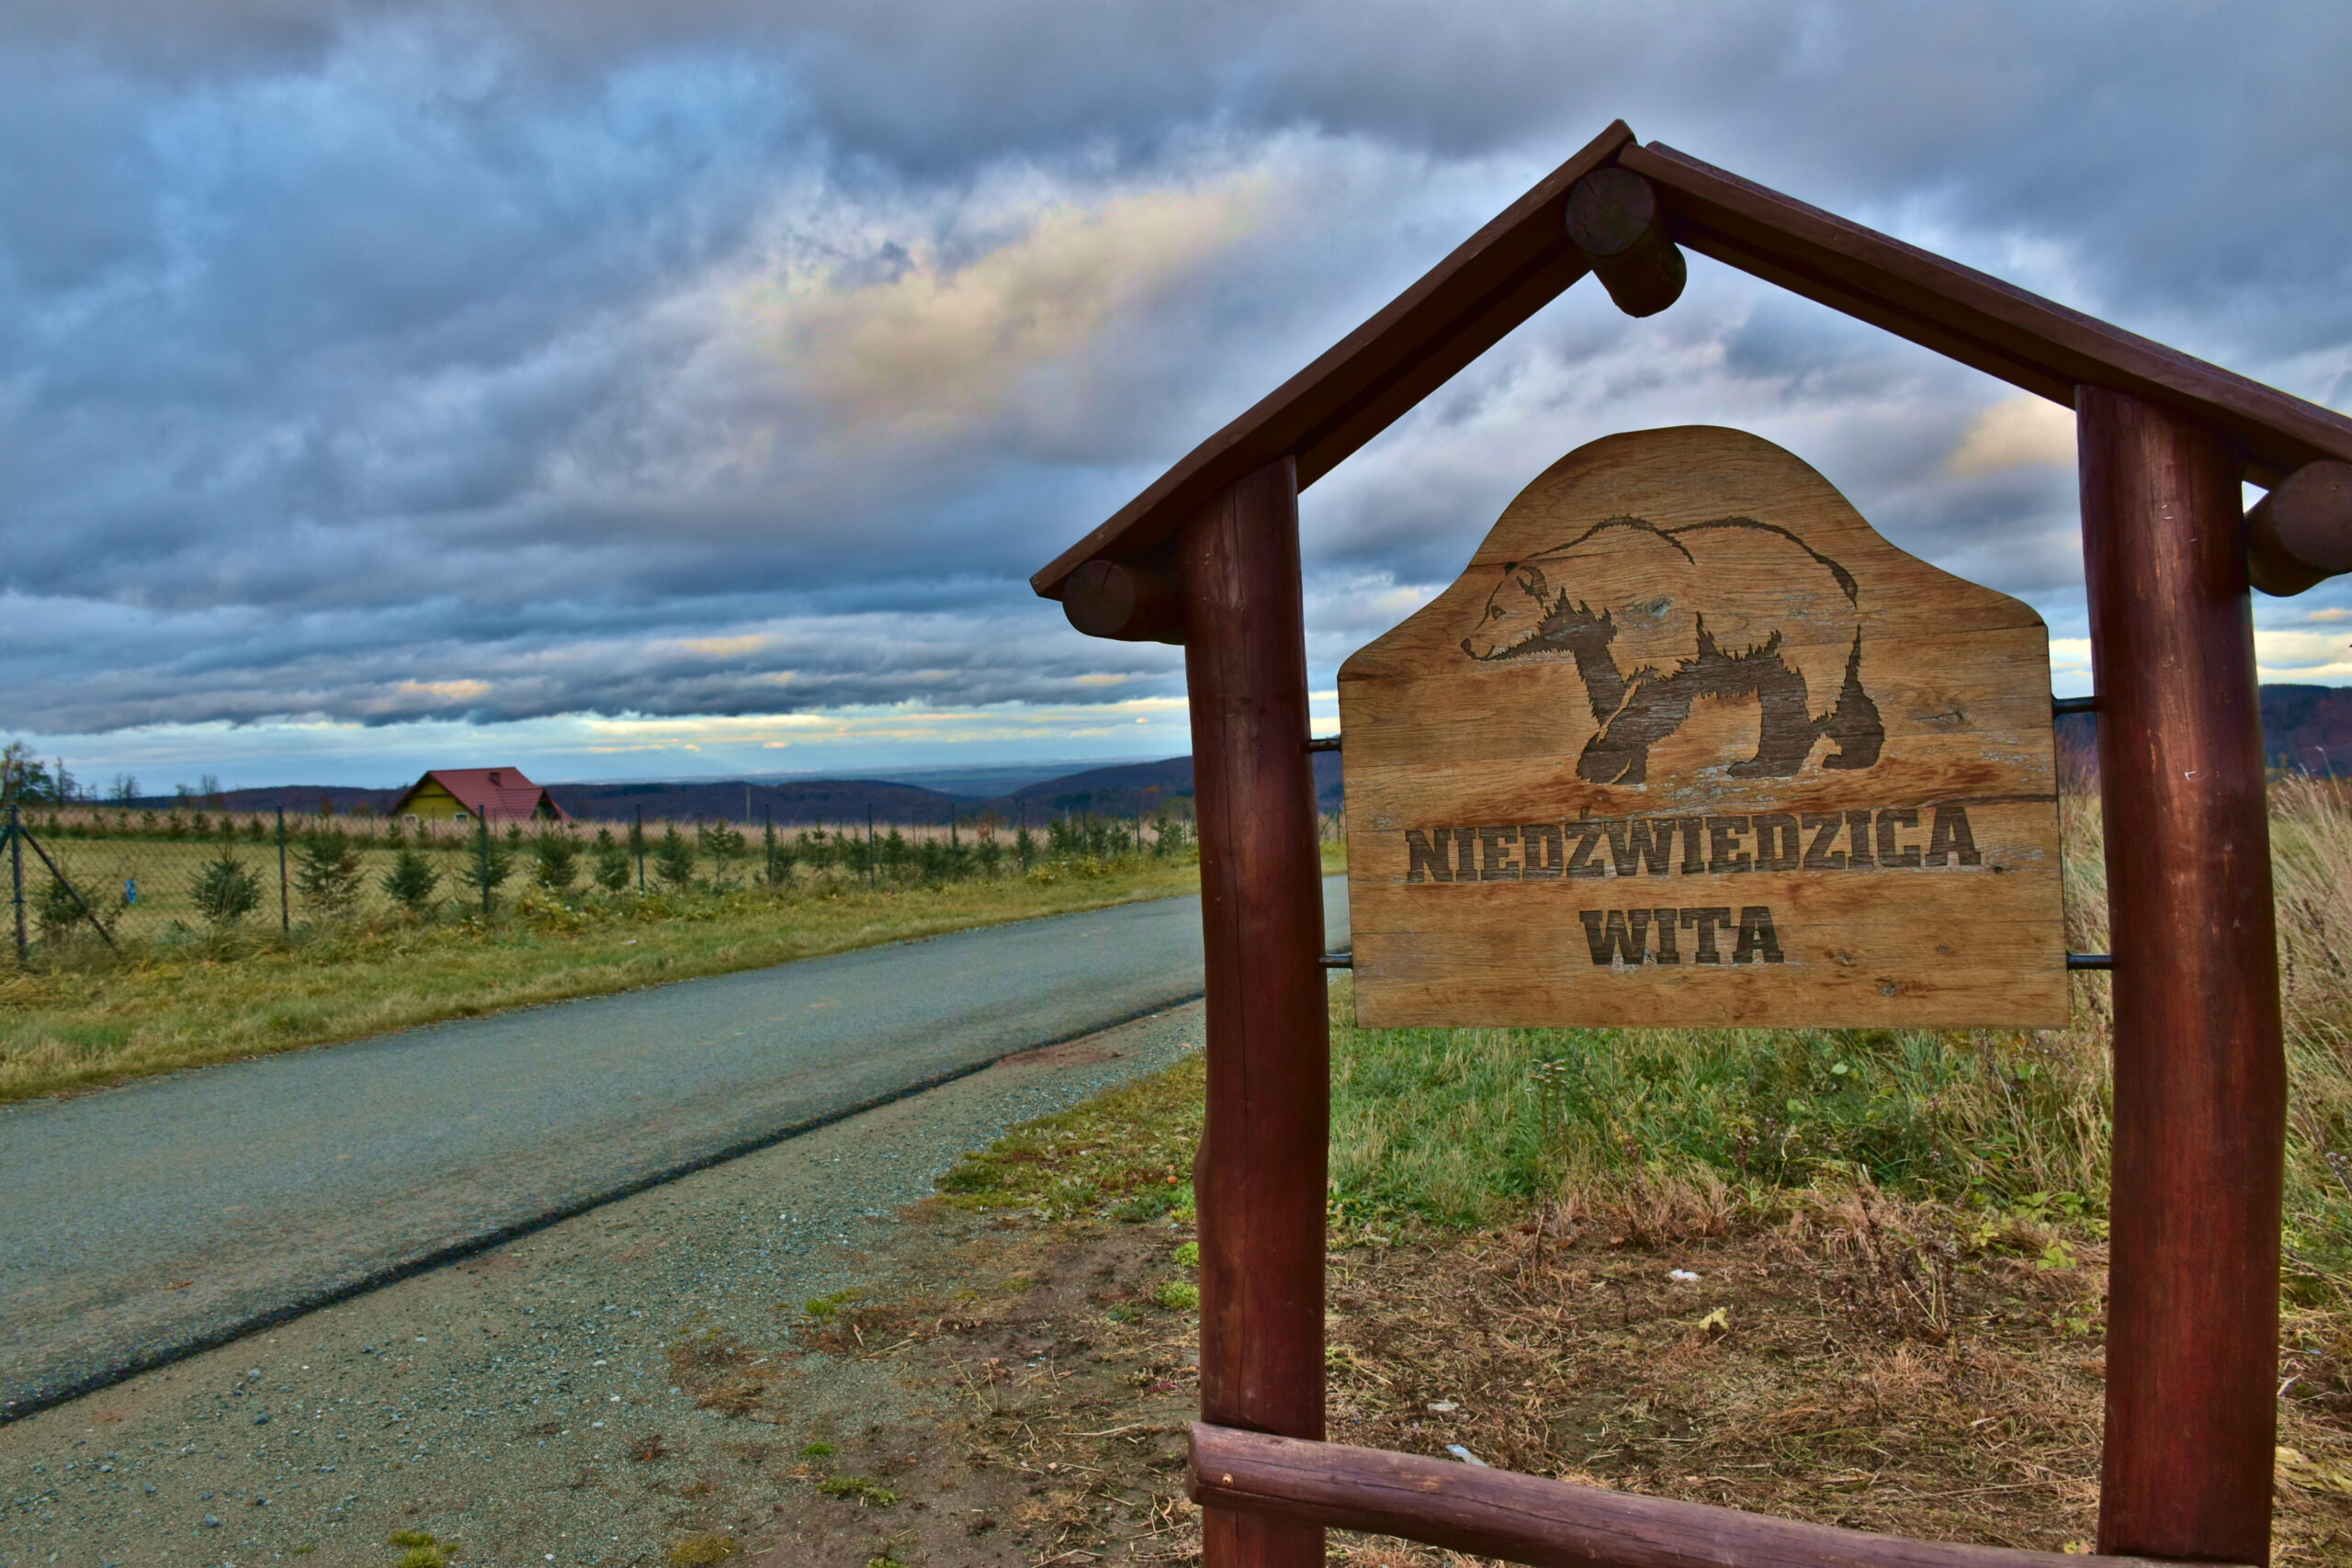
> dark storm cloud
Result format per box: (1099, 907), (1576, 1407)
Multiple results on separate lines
(3, 0), (2350, 745)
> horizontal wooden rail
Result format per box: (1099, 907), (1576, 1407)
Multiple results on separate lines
(1189, 1424), (2223, 1568)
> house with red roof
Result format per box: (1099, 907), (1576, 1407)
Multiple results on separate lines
(387, 767), (571, 828)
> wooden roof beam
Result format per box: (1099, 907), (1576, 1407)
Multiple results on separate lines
(1030, 121), (1631, 599)
(1622, 141), (2352, 487)
(1036, 125), (2352, 600)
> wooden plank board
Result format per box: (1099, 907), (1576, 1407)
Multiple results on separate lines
(1338, 425), (2067, 1028)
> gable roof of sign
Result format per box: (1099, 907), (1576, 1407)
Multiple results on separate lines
(1033, 120), (2352, 599)
(390, 767), (571, 823)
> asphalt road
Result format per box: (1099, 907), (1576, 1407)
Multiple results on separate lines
(0, 877), (1347, 1419)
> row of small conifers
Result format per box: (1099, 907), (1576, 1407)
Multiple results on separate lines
(11, 809), (1203, 942)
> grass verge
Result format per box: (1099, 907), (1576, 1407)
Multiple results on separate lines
(811, 779), (2352, 1562)
(0, 861), (1218, 1103)
(891, 972), (2352, 1563)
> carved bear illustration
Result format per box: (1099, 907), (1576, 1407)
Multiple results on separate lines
(1459, 515), (1885, 784)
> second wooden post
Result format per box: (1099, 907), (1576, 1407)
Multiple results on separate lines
(1180, 456), (1329, 1568)
(2079, 386), (2287, 1564)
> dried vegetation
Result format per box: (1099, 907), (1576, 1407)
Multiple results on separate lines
(686, 778), (2352, 1566)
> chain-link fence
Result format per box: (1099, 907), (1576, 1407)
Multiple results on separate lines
(3, 800), (1285, 960)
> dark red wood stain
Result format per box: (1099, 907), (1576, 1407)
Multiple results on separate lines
(2079, 388), (2286, 1563)
(1180, 457), (1330, 1568)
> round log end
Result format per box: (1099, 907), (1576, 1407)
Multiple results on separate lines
(2247, 459), (2352, 597)
(1063, 558), (1184, 643)
(1566, 167), (1685, 319)
(1565, 167), (1657, 258)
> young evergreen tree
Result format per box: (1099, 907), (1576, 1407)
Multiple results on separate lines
(530, 829), (580, 894)
(458, 829), (515, 910)
(380, 845), (441, 915)
(192, 843), (264, 927)
(593, 827), (631, 893)
(650, 823), (696, 889)
(292, 828), (364, 918)
(695, 818), (746, 886)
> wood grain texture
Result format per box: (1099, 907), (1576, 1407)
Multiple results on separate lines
(1181, 459), (1329, 1568)
(2246, 459), (2352, 596)
(2080, 389), (2284, 1564)
(1566, 168), (1687, 319)
(1187, 1424), (2211, 1568)
(1063, 558), (1184, 642)
(1338, 427), (2065, 1029)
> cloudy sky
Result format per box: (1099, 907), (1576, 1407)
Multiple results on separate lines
(5, 1), (2350, 791)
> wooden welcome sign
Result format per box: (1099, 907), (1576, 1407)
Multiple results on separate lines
(1339, 424), (2065, 1028)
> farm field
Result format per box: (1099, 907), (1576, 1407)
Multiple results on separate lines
(0, 820), (1346, 1104)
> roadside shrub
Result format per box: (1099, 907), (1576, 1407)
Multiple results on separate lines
(192, 843), (265, 928)
(530, 829), (580, 894)
(594, 827), (631, 893)
(651, 824), (696, 889)
(380, 845), (441, 915)
(293, 829), (364, 918)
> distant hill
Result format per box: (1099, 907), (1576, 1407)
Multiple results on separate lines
(2258, 684), (2352, 774)
(117, 784), (403, 815)
(999, 753), (1343, 815)
(2056, 683), (2352, 777)
(548, 777), (967, 826)
(144, 682), (2352, 828)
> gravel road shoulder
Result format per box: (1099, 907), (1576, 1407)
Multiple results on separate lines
(0, 1002), (1207, 1567)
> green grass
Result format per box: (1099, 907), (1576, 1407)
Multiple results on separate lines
(0, 858), (1215, 1102)
(1326, 987), (2108, 1229)
(817, 1475), (900, 1506)
(937, 781), (2352, 1325)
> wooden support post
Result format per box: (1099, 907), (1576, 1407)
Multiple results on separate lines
(1179, 456), (1329, 1568)
(2077, 387), (2285, 1564)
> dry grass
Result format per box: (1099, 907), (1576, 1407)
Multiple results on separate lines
(1313, 1190), (2352, 1565)
(856, 773), (2352, 1564)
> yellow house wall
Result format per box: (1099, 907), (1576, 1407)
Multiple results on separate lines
(396, 779), (472, 822)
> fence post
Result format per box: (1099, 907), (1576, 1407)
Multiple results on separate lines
(478, 812), (492, 916)
(764, 806), (775, 885)
(9, 804), (24, 962)
(277, 807), (289, 933)
(2079, 388), (2285, 1564)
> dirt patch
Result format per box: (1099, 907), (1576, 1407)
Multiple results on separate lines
(642, 1216), (1204, 1566)
(652, 1186), (2352, 1568)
